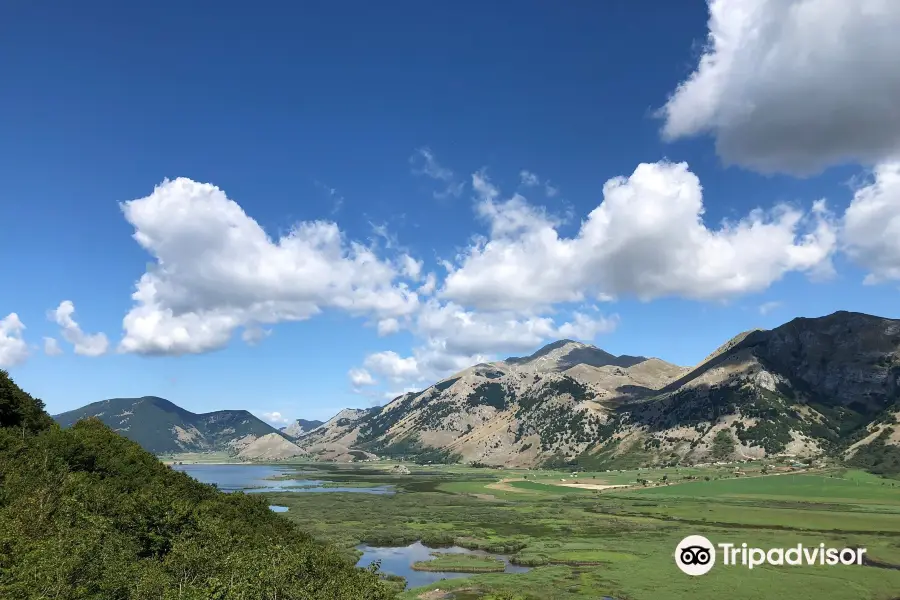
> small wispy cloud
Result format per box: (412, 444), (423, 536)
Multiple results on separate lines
(758, 301), (783, 315)
(519, 170), (540, 187)
(43, 337), (63, 356)
(314, 180), (345, 214)
(518, 169), (559, 198)
(410, 147), (464, 199)
(241, 326), (272, 345)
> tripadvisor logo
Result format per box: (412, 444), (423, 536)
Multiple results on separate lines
(674, 535), (866, 576)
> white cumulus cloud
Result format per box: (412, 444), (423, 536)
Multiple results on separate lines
(51, 301), (109, 357)
(351, 300), (619, 393)
(661, 0), (900, 174)
(261, 411), (290, 425)
(0, 313), (29, 368)
(414, 300), (616, 357)
(377, 318), (401, 336)
(363, 351), (421, 382)
(117, 178), (420, 356)
(842, 162), (900, 283)
(442, 162), (836, 311)
(348, 367), (377, 387)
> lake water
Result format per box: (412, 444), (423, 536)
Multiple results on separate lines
(170, 464), (394, 498)
(355, 541), (530, 590)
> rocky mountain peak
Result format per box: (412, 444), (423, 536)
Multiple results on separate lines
(281, 418), (325, 439)
(504, 339), (648, 372)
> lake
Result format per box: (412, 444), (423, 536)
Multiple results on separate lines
(170, 464), (394, 497)
(355, 541), (530, 590)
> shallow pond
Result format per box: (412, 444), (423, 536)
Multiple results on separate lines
(171, 464), (393, 494)
(355, 541), (530, 590)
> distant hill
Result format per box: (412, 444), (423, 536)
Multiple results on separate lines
(53, 396), (287, 455)
(281, 418), (325, 438)
(297, 311), (900, 472)
(236, 432), (306, 461)
(293, 408), (378, 462)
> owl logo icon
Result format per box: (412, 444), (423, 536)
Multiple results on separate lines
(675, 535), (716, 575)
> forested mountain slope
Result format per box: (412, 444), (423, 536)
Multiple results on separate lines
(0, 370), (394, 599)
(53, 396), (287, 455)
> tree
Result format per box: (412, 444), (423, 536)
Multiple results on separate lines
(711, 429), (736, 460)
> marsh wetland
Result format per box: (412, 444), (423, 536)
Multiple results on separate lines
(168, 460), (900, 599)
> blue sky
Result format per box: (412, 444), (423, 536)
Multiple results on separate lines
(2, 1), (899, 423)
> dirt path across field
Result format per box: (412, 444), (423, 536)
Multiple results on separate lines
(485, 477), (633, 493)
(483, 468), (822, 495)
(485, 478), (535, 493)
(555, 482), (631, 491)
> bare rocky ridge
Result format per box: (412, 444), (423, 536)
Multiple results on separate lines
(281, 418), (325, 439)
(236, 433), (306, 460)
(302, 312), (900, 469)
(293, 408), (377, 462)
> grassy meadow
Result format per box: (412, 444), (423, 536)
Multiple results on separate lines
(247, 460), (900, 600)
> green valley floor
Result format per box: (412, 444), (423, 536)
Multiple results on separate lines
(251, 461), (900, 600)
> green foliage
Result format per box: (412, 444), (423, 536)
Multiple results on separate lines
(416, 399), (457, 430)
(376, 434), (425, 458)
(466, 382), (512, 410)
(848, 428), (900, 476)
(0, 371), (395, 599)
(357, 394), (419, 444)
(0, 370), (54, 434)
(374, 434), (460, 464)
(414, 447), (462, 465)
(735, 418), (793, 454)
(541, 452), (575, 470)
(711, 429), (736, 459)
(433, 377), (460, 392)
(513, 377), (603, 450)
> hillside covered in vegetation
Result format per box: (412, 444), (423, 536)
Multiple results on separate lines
(0, 370), (394, 599)
(53, 395), (289, 455)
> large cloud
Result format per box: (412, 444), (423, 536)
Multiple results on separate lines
(354, 300), (618, 390)
(118, 178), (421, 355)
(0, 313), (28, 368)
(842, 162), (900, 283)
(414, 300), (616, 357)
(51, 301), (109, 356)
(661, 0), (900, 174)
(442, 162), (836, 311)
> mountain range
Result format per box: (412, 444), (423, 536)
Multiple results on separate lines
(293, 311), (900, 471)
(52, 311), (900, 472)
(53, 396), (294, 456)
